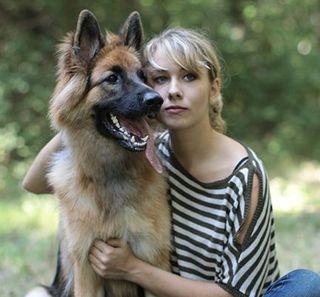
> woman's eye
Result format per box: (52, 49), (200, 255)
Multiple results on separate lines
(153, 76), (167, 84)
(183, 73), (197, 82)
(104, 74), (119, 84)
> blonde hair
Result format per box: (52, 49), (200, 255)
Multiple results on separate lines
(144, 28), (226, 133)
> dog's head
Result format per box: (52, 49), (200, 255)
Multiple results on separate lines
(50, 10), (163, 171)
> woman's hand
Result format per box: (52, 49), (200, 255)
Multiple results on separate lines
(89, 239), (138, 280)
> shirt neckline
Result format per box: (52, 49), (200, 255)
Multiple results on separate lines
(167, 142), (252, 188)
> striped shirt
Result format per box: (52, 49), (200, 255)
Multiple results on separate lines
(155, 131), (280, 297)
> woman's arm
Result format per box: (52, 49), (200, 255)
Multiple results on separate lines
(89, 240), (232, 297)
(22, 133), (62, 194)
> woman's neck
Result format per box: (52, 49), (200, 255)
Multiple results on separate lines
(168, 123), (248, 183)
(169, 123), (222, 169)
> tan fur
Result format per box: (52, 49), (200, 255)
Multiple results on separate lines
(43, 10), (170, 297)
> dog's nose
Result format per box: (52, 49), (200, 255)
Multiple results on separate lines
(143, 92), (163, 107)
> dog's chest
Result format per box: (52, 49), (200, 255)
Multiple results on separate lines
(49, 149), (140, 204)
(112, 206), (158, 259)
(50, 149), (158, 259)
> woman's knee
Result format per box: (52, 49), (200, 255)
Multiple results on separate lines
(264, 269), (320, 297)
(287, 269), (320, 294)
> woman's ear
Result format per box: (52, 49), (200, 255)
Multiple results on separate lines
(209, 78), (221, 103)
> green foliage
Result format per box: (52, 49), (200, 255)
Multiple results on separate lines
(220, 0), (320, 165)
(1, 0), (319, 186)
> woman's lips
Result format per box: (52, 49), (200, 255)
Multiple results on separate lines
(164, 106), (188, 114)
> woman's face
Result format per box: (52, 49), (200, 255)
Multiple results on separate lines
(147, 49), (219, 132)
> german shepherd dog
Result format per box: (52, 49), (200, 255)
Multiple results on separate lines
(26, 10), (170, 297)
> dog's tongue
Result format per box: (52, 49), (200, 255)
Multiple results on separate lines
(120, 118), (163, 174)
(145, 132), (163, 174)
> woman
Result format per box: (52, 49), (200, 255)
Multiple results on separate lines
(23, 28), (320, 297)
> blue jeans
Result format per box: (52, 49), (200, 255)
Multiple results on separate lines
(263, 269), (320, 297)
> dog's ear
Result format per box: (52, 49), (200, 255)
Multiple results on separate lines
(73, 9), (105, 62)
(120, 11), (144, 52)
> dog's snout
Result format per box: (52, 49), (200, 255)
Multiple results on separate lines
(143, 92), (163, 107)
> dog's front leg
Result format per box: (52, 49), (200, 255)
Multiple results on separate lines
(74, 259), (104, 297)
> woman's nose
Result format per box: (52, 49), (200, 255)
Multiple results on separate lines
(168, 78), (182, 100)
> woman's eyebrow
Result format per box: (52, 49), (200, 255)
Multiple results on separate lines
(149, 69), (167, 75)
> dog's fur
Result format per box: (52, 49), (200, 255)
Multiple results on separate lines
(27, 10), (170, 297)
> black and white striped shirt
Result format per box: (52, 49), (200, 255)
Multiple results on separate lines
(156, 131), (280, 297)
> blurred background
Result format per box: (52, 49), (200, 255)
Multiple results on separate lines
(0, 0), (319, 296)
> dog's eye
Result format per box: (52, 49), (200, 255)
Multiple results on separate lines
(104, 74), (119, 84)
(137, 70), (147, 83)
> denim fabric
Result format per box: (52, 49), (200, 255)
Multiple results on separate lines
(263, 269), (320, 297)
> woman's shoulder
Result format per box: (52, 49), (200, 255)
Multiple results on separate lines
(239, 144), (267, 175)
(214, 135), (259, 181)
(222, 138), (270, 195)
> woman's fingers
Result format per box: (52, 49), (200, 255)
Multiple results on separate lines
(88, 238), (135, 280)
(107, 238), (122, 248)
(89, 251), (103, 267)
(92, 239), (111, 253)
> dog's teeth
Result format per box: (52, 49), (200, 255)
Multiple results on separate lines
(131, 136), (135, 143)
(110, 114), (120, 128)
(135, 141), (147, 147)
(141, 135), (149, 142)
(120, 127), (130, 137)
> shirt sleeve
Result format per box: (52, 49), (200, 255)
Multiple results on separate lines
(217, 161), (279, 297)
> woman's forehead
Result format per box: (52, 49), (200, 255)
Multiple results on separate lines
(148, 47), (197, 71)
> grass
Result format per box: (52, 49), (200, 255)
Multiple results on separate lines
(270, 161), (320, 274)
(1, 161), (320, 297)
(0, 193), (58, 297)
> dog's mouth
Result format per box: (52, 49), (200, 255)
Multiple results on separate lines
(104, 112), (150, 152)
(101, 112), (163, 174)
